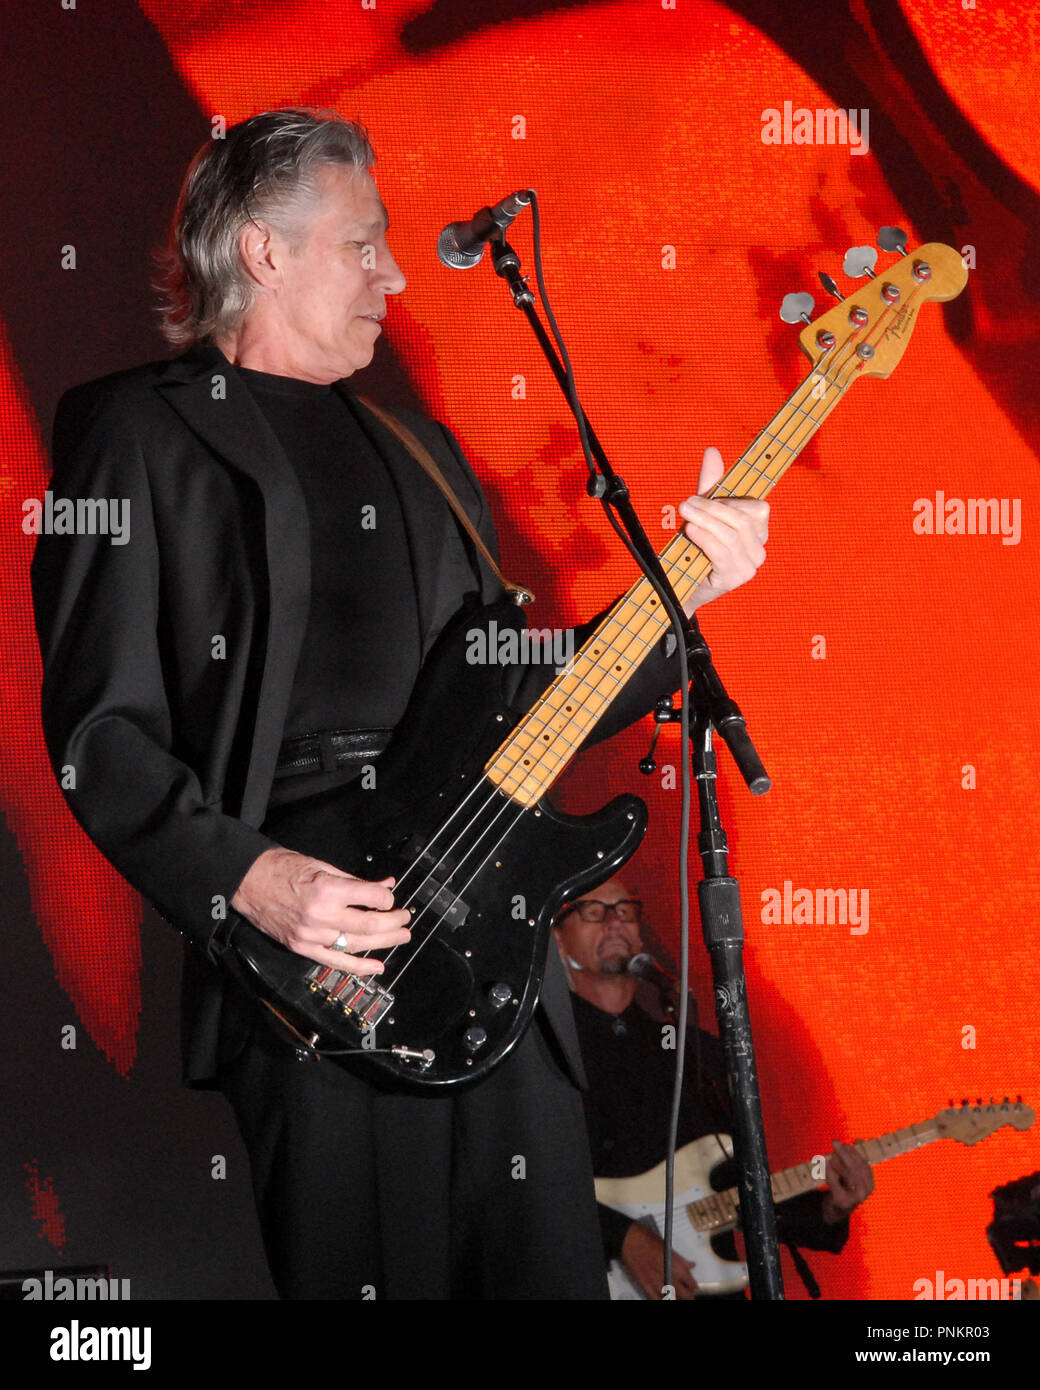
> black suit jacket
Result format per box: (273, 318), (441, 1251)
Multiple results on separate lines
(31, 343), (679, 1085)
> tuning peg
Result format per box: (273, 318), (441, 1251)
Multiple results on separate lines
(780, 291), (815, 324)
(843, 246), (877, 278)
(878, 225), (908, 254)
(817, 271), (844, 302)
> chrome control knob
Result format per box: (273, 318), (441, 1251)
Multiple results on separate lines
(489, 983), (513, 1009)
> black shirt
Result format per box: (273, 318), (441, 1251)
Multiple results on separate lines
(239, 368), (422, 737)
(573, 988), (730, 1180)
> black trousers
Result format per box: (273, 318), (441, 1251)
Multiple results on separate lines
(218, 1005), (610, 1300)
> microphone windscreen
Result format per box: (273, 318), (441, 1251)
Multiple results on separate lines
(627, 953), (656, 979)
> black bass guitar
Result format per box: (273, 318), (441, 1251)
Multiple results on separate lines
(222, 238), (968, 1087)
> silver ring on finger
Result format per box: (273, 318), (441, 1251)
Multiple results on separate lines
(332, 931), (349, 952)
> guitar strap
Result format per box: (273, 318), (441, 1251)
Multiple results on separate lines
(786, 1242), (822, 1299)
(357, 395), (535, 606)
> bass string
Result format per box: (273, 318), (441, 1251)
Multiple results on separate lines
(335, 768), (508, 968)
(382, 798), (533, 993)
(711, 333), (859, 498)
(381, 772), (519, 960)
(387, 768), (503, 897)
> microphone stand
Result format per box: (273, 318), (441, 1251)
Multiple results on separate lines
(486, 233), (784, 1300)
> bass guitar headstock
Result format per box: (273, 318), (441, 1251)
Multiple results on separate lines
(779, 227), (968, 381)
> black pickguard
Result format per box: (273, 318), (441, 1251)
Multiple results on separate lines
(222, 600), (648, 1087)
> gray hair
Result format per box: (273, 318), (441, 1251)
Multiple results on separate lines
(155, 108), (375, 346)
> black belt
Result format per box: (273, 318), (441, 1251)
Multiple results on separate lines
(274, 727), (393, 779)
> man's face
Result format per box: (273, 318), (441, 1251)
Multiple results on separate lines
(257, 163), (406, 383)
(554, 879), (644, 977)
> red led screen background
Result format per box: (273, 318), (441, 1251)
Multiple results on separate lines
(3, 1), (1038, 1300)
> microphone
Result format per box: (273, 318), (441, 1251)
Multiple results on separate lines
(627, 953), (678, 997)
(437, 190), (532, 268)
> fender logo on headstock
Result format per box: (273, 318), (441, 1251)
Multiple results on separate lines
(887, 300), (920, 340)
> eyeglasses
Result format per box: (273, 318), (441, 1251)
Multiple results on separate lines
(560, 899), (642, 923)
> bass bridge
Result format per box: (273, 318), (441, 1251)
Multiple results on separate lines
(305, 966), (395, 1029)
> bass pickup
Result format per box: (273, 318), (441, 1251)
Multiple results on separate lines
(399, 839), (470, 929)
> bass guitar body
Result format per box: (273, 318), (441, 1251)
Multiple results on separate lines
(222, 600), (648, 1088)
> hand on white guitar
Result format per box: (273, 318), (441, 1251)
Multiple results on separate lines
(621, 1222), (699, 1301)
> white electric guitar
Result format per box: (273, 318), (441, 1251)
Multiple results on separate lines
(594, 1100), (1034, 1299)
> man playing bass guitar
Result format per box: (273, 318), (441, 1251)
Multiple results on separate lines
(31, 108), (769, 1300)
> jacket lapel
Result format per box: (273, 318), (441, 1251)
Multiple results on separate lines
(153, 344), (310, 826)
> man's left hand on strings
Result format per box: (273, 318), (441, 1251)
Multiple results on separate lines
(678, 445), (770, 611)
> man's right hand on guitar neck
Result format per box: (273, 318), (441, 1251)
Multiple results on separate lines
(231, 847), (412, 976)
